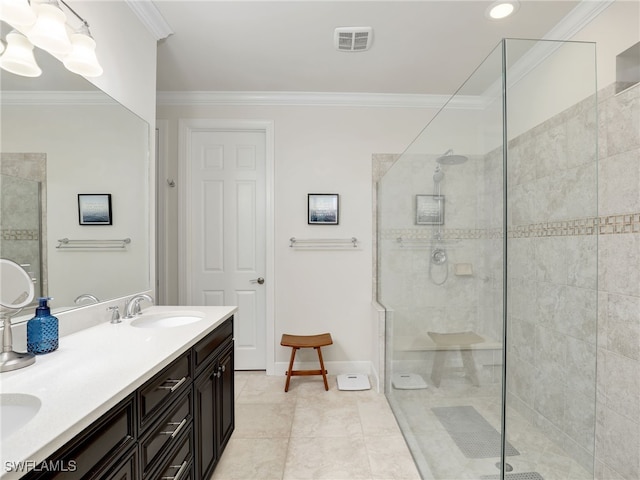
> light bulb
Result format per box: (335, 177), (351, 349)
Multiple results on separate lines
(486, 1), (520, 20)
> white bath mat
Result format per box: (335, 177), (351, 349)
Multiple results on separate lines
(336, 374), (371, 391)
(392, 373), (428, 390)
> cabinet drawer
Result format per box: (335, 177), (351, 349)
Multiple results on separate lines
(193, 317), (233, 374)
(138, 352), (191, 430)
(139, 390), (192, 476)
(24, 395), (136, 479)
(148, 427), (193, 480)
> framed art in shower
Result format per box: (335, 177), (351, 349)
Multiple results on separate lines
(308, 193), (339, 225)
(416, 194), (444, 225)
(78, 194), (112, 225)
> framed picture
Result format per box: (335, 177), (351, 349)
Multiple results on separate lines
(308, 193), (339, 225)
(416, 194), (444, 225)
(78, 194), (112, 225)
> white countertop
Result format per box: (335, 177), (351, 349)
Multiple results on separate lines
(0, 305), (237, 479)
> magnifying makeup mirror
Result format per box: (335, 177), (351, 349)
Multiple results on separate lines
(0, 258), (36, 372)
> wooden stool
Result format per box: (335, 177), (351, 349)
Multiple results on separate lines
(280, 333), (333, 392)
(428, 331), (482, 387)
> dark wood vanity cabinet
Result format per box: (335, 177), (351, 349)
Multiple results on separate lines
(193, 318), (234, 480)
(23, 317), (234, 480)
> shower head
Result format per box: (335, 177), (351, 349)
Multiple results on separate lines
(436, 149), (468, 165)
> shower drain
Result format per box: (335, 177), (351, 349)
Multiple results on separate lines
(495, 462), (514, 472)
(481, 473), (544, 480)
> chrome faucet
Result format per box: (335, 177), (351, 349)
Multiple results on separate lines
(123, 294), (154, 319)
(75, 293), (100, 305)
(107, 305), (121, 324)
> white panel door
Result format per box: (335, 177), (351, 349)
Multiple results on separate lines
(188, 129), (266, 370)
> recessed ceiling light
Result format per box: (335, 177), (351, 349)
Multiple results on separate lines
(486, 0), (520, 20)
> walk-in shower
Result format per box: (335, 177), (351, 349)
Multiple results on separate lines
(377, 39), (597, 479)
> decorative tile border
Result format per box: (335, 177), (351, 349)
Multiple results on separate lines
(380, 212), (640, 242)
(1, 229), (40, 241)
(597, 213), (640, 235)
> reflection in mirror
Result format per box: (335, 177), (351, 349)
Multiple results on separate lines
(0, 258), (36, 372)
(0, 31), (150, 315)
(0, 258), (35, 310)
(1, 153), (47, 303)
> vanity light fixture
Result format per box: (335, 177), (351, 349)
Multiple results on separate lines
(0, 0), (103, 77)
(0, 30), (42, 77)
(486, 0), (520, 20)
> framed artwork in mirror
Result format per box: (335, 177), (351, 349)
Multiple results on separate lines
(308, 193), (339, 225)
(78, 194), (112, 225)
(416, 194), (444, 225)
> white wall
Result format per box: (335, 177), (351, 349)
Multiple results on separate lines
(572, 0), (640, 89)
(506, 0), (640, 138)
(156, 103), (439, 368)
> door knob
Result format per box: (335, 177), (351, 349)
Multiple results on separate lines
(250, 277), (265, 285)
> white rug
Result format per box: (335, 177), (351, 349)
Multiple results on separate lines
(392, 373), (428, 390)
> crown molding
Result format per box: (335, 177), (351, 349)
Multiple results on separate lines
(1, 91), (116, 105)
(544, 0), (615, 40)
(156, 91), (488, 109)
(125, 0), (173, 41)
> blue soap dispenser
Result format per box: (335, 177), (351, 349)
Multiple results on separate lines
(27, 297), (59, 354)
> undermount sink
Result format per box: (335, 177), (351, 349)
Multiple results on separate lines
(0, 393), (41, 439)
(130, 311), (206, 328)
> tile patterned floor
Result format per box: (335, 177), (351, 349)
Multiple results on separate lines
(210, 371), (421, 480)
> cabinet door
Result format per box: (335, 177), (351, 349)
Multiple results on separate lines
(193, 341), (235, 480)
(193, 361), (217, 480)
(97, 448), (139, 480)
(216, 344), (234, 452)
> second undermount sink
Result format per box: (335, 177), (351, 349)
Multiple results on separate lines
(0, 393), (42, 440)
(130, 311), (206, 328)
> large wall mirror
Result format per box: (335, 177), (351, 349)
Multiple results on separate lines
(0, 32), (150, 315)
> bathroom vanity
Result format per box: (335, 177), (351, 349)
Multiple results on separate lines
(0, 306), (237, 480)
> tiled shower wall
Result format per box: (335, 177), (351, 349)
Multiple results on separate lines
(0, 153), (47, 300)
(594, 83), (639, 480)
(505, 82), (639, 478)
(505, 89), (599, 471)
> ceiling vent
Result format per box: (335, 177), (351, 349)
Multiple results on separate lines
(334, 27), (373, 52)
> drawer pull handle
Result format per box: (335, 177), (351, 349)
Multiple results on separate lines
(161, 460), (188, 480)
(161, 418), (188, 438)
(158, 376), (187, 392)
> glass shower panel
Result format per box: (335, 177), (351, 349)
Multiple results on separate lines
(504, 39), (598, 479)
(378, 42), (506, 480)
(0, 174), (43, 301)
(379, 38), (598, 480)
